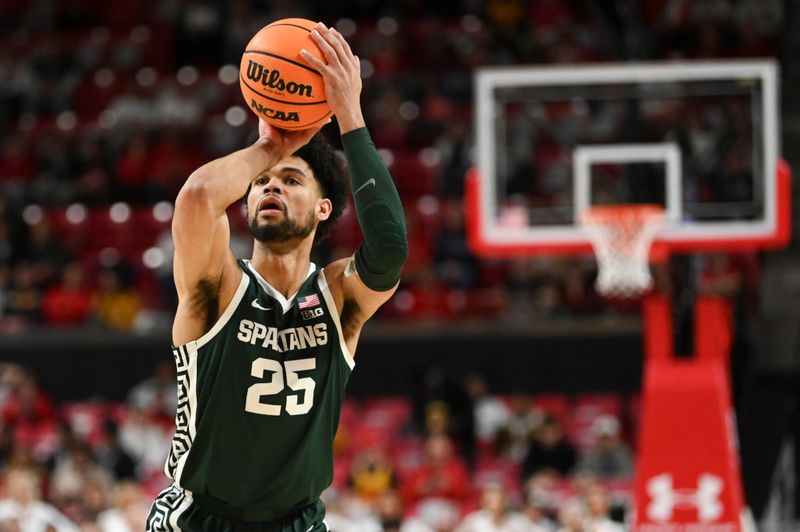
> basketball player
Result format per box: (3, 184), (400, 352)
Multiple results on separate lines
(147, 22), (407, 531)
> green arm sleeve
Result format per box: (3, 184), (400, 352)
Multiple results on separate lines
(341, 127), (408, 291)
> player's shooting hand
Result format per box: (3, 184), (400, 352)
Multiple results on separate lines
(257, 118), (329, 159)
(300, 22), (365, 134)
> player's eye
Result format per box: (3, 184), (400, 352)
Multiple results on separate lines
(286, 177), (299, 185)
(255, 177), (267, 185)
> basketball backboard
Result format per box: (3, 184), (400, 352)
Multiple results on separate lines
(467, 60), (789, 257)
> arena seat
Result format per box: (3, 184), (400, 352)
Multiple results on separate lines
(532, 394), (571, 424)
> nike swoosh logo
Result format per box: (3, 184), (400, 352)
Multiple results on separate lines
(251, 299), (273, 311)
(353, 178), (376, 195)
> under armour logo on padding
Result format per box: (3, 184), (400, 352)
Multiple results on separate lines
(646, 473), (724, 522)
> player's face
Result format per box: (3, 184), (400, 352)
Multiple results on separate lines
(246, 156), (331, 244)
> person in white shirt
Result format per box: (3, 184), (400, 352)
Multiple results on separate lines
(455, 482), (540, 532)
(0, 468), (78, 532)
(583, 482), (625, 532)
(96, 481), (149, 532)
(464, 374), (510, 442)
(555, 500), (587, 532)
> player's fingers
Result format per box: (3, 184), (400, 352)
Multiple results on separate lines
(329, 27), (356, 65)
(310, 28), (341, 68)
(316, 23), (348, 67)
(299, 49), (328, 72)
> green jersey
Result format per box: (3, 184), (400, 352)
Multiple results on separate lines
(164, 259), (354, 523)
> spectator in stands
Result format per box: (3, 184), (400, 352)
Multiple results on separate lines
(373, 489), (405, 532)
(69, 148), (111, 206)
(522, 488), (558, 532)
(42, 262), (93, 327)
(435, 118), (471, 198)
(347, 446), (397, 504)
(556, 500), (587, 532)
(0, 368), (55, 436)
(24, 217), (70, 287)
(49, 442), (113, 508)
(433, 199), (478, 290)
(410, 498), (461, 532)
(583, 482), (625, 532)
(319, 488), (381, 532)
(464, 373), (510, 445)
(76, 477), (112, 526)
(411, 367), (475, 468)
(524, 470), (561, 509)
(127, 361), (178, 421)
(400, 434), (469, 507)
(454, 481), (535, 532)
(93, 420), (137, 481)
(91, 265), (141, 331)
(521, 416), (577, 480)
(504, 259), (540, 317)
(96, 481), (149, 532)
(5, 439), (43, 477)
(0, 363), (25, 404)
(423, 401), (451, 437)
(0, 467), (78, 531)
(117, 406), (170, 478)
(496, 395), (544, 462)
(576, 415), (633, 480)
(5, 262), (43, 325)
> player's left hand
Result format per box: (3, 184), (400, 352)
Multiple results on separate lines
(300, 22), (365, 134)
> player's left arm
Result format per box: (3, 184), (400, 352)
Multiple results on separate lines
(302, 23), (408, 340)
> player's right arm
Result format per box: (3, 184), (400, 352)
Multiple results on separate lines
(171, 122), (322, 345)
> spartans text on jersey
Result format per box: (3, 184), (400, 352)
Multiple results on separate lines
(237, 320), (328, 352)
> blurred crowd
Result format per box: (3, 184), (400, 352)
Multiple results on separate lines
(0, 0), (780, 332)
(0, 360), (641, 531)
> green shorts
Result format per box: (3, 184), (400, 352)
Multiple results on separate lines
(146, 485), (328, 532)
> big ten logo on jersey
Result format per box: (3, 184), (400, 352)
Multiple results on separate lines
(301, 307), (324, 321)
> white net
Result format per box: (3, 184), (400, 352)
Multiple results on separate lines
(580, 205), (665, 298)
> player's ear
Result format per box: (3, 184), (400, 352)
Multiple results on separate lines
(317, 198), (332, 221)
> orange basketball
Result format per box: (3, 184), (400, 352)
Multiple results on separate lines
(239, 18), (331, 130)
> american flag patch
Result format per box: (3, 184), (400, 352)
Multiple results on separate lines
(298, 294), (320, 309)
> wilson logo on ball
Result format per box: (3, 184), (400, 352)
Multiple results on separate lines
(245, 60), (313, 98)
(250, 100), (300, 122)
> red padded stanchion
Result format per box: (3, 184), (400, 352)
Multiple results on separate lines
(633, 296), (745, 531)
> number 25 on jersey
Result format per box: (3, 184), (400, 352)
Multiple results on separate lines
(244, 357), (316, 416)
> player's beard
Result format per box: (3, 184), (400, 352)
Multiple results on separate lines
(249, 208), (316, 244)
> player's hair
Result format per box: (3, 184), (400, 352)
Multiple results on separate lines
(295, 134), (349, 243)
(243, 134), (349, 243)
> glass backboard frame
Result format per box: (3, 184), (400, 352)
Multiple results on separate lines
(469, 60), (788, 257)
